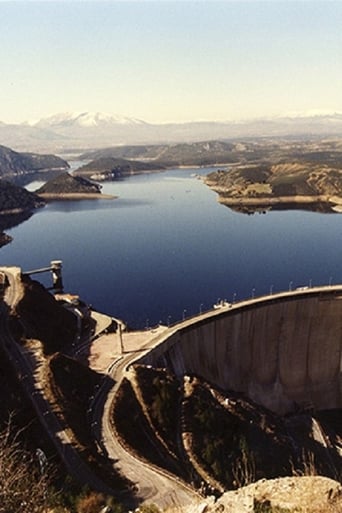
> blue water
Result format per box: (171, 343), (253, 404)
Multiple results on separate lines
(1, 167), (341, 328)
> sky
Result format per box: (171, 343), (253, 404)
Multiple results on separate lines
(1, 0), (342, 124)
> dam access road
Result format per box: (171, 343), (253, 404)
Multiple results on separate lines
(1, 265), (342, 507)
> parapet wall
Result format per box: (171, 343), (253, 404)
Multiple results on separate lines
(138, 291), (342, 414)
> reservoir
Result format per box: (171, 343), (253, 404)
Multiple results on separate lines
(0, 167), (341, 329)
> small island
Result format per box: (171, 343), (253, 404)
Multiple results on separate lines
(205, 162), (342, 213)
(36, 172), (115, 200)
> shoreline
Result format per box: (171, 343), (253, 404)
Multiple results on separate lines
(37, 192), (116, 201)
(215, 194), (342, 208)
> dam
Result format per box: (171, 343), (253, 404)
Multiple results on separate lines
(136, 286), (342, 414)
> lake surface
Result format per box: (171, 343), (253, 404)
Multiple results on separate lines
(1, 167), (341, 329)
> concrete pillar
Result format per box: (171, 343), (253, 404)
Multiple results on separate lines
(50, 260), (63, 290)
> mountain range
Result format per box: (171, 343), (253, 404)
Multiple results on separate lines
(2, 111), (342, 153)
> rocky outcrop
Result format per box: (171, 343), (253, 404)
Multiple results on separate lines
(202, 476), (342, 513)
(15, 275), (77, 355)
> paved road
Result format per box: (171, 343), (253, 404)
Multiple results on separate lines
(91, 335), (200, 509)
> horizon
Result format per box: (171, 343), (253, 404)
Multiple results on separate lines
(1, 1), (342, 124)
(3, 108), (342, 127)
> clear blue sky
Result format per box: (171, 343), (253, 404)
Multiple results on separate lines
(1, 0), (342, 123)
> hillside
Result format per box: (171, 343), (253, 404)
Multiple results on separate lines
(0, 144), (69, 179)
(0, 180), (44, 213)
(205, 162), (342, 212)
(75, 156), (164, 179)
(114, 365), (342, 495)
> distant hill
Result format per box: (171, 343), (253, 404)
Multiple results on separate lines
(76, 156), (165, 179)
(79, 139), (342, 177)
(3, 111), (342, 152)
(79, 141), (246, 169)
(0, 144), (69, 180)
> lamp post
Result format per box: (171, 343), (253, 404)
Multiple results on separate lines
(118, 323), (124, 354)
(233, 292), (237, 303)
(329, 276), (333, 286)
(182, 309), (187, 321)
(270, 284), (273, 295)
(199, 303), (203, 314)
(289, 281), (293, 291)
(251, 288), (255, 299)
(167, 315), (171, 327)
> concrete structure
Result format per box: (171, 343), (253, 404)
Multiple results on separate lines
(137, 287), (342, 415)
(23, 260), (63, 290)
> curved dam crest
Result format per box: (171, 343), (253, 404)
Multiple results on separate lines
(136, 288), (342, 414)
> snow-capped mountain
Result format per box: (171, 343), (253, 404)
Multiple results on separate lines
(2, 111), (342, 153)
(34, 111), (147, 129)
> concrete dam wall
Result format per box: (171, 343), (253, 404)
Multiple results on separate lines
(138, 290), (342, 414)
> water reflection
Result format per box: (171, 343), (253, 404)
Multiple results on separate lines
(226, 202), (341, 215)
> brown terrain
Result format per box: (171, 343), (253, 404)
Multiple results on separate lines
(205, 162), (342, 213)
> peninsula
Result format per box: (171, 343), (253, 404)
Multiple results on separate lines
(205, 162), (342, 213)
(36, 172), (115, 200)
(76, 156), (164, 181)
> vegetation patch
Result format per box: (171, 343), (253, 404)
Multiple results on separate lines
(133, 365), (180, 455)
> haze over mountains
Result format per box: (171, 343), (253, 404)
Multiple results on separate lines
(2, 111), (342, 153)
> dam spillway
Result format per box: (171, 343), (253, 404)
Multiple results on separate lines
(136, 287), (342, 414)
